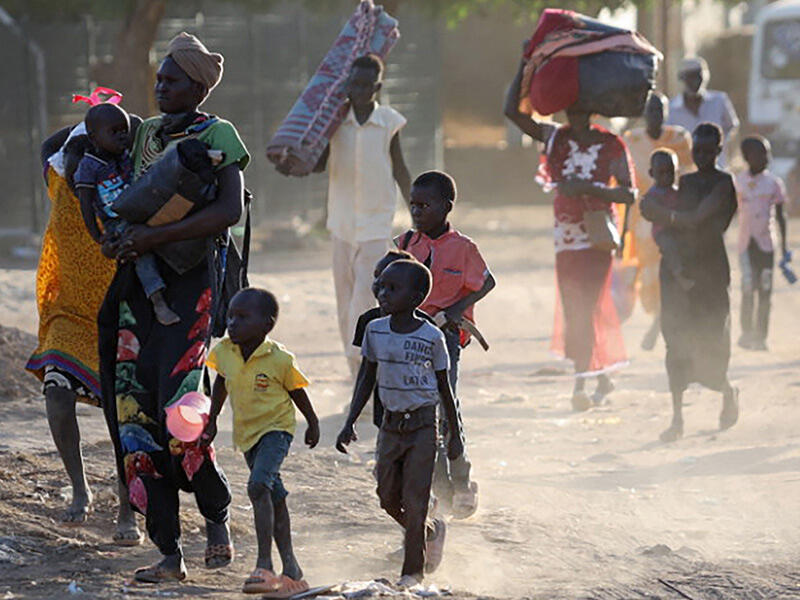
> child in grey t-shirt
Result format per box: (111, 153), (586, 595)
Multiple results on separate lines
(336, 259), (463, 588)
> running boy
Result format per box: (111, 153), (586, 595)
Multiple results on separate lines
(279, 53), (411, 376)
(396, 171), (495, 518)
(645, 149), (696, 292)
(336, 260), (463, 588)
(204, 288), (319, 597)
(74, 103), (179, 325)
(735, 135), (789, 350)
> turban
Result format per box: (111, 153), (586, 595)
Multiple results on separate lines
(166, 32), (224, 93)
(678, 56), (709, 77)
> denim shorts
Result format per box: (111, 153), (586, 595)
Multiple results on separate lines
(244, 430), (293, 503)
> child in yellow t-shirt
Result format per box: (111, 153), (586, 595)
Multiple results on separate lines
(203, 288), (319, 596)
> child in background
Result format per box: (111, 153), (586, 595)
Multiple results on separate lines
(352, 249), (435, 430)
(396, 171), (495, 518)
(74, 103), (180, 325)
(736, 136), (789, 351)
(279, 53), (411, 377)
(336, 260), (463, 588)
(204, 288), (319, 597)
(645, 149), (696, 292)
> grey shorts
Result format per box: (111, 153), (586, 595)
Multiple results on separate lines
(244, 430), (293, 503)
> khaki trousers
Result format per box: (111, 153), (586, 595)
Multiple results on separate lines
(331, 235), (389, 375)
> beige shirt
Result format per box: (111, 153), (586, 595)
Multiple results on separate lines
(327, 102), (407, 243)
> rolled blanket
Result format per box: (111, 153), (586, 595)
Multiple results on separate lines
(519, 9), (661, 117)
(266, 0), (400, 176)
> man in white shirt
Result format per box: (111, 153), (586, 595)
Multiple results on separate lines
(314, 54), (411, 375)
(667, 56), (739, 166)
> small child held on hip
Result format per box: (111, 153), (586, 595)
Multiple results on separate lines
(352, 249), (436, 430)
(74, 103), (180, 326)
(645, 149), (696, 292)
(396, 171), (495, 518)
(735, 135), (789, 351)
(203, 288), (320, 597)
(336, 260), (464, 588)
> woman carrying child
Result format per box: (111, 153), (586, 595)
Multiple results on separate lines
(641, 123), (739, 442)
(98, 32), (249, 582)
(505, 60), (634, 410)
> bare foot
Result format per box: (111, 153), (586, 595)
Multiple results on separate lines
(151, 291), (181, 326)
(660, 421), (684, 443)
(62, 489), (92, 525)
(719, 387), (739, 431)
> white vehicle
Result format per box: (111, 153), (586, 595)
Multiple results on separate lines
(748, 0), (800, 182)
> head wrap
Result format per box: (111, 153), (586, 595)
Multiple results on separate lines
(678, 56), (709, 77)
(166, 32), (224, 94)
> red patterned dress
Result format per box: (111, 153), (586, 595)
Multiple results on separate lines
(538, 124), (631, 375)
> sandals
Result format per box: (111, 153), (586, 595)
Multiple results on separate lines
(204, 543), (234, 569)
(242, 568), (282, 594)
(262, 575), (311, 599)
(133, 562), (187, 583)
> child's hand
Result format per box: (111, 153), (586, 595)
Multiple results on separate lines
(446, 432), (464, 460)
(199, 418), (218, 447)
(443, 305), (464, 329)
(305, 421), (320, 449)
(335, 423), (357, 454)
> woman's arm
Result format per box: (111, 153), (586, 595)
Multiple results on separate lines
(390, 132), (411, 205)
(76, 188), (103, 244)
(503, 59), (552, 143)
(119, 163), (244, 257)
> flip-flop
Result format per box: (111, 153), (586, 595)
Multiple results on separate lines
(242, 568), (281, 594)
(113, 527), (144, 547)
(262, 575), (310, 599)
(133, 563), (187, 583)
(204, 543), (234, 568)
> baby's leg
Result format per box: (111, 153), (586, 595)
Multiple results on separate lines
(134, 253), (180, 325)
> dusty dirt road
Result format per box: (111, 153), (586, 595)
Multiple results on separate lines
(1, 204), (799, 599)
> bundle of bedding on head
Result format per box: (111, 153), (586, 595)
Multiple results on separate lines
(265, 0), (400, 176)
(519, 8), (662, 117)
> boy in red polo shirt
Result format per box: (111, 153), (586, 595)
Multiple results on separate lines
(396, 171), (495, 518)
